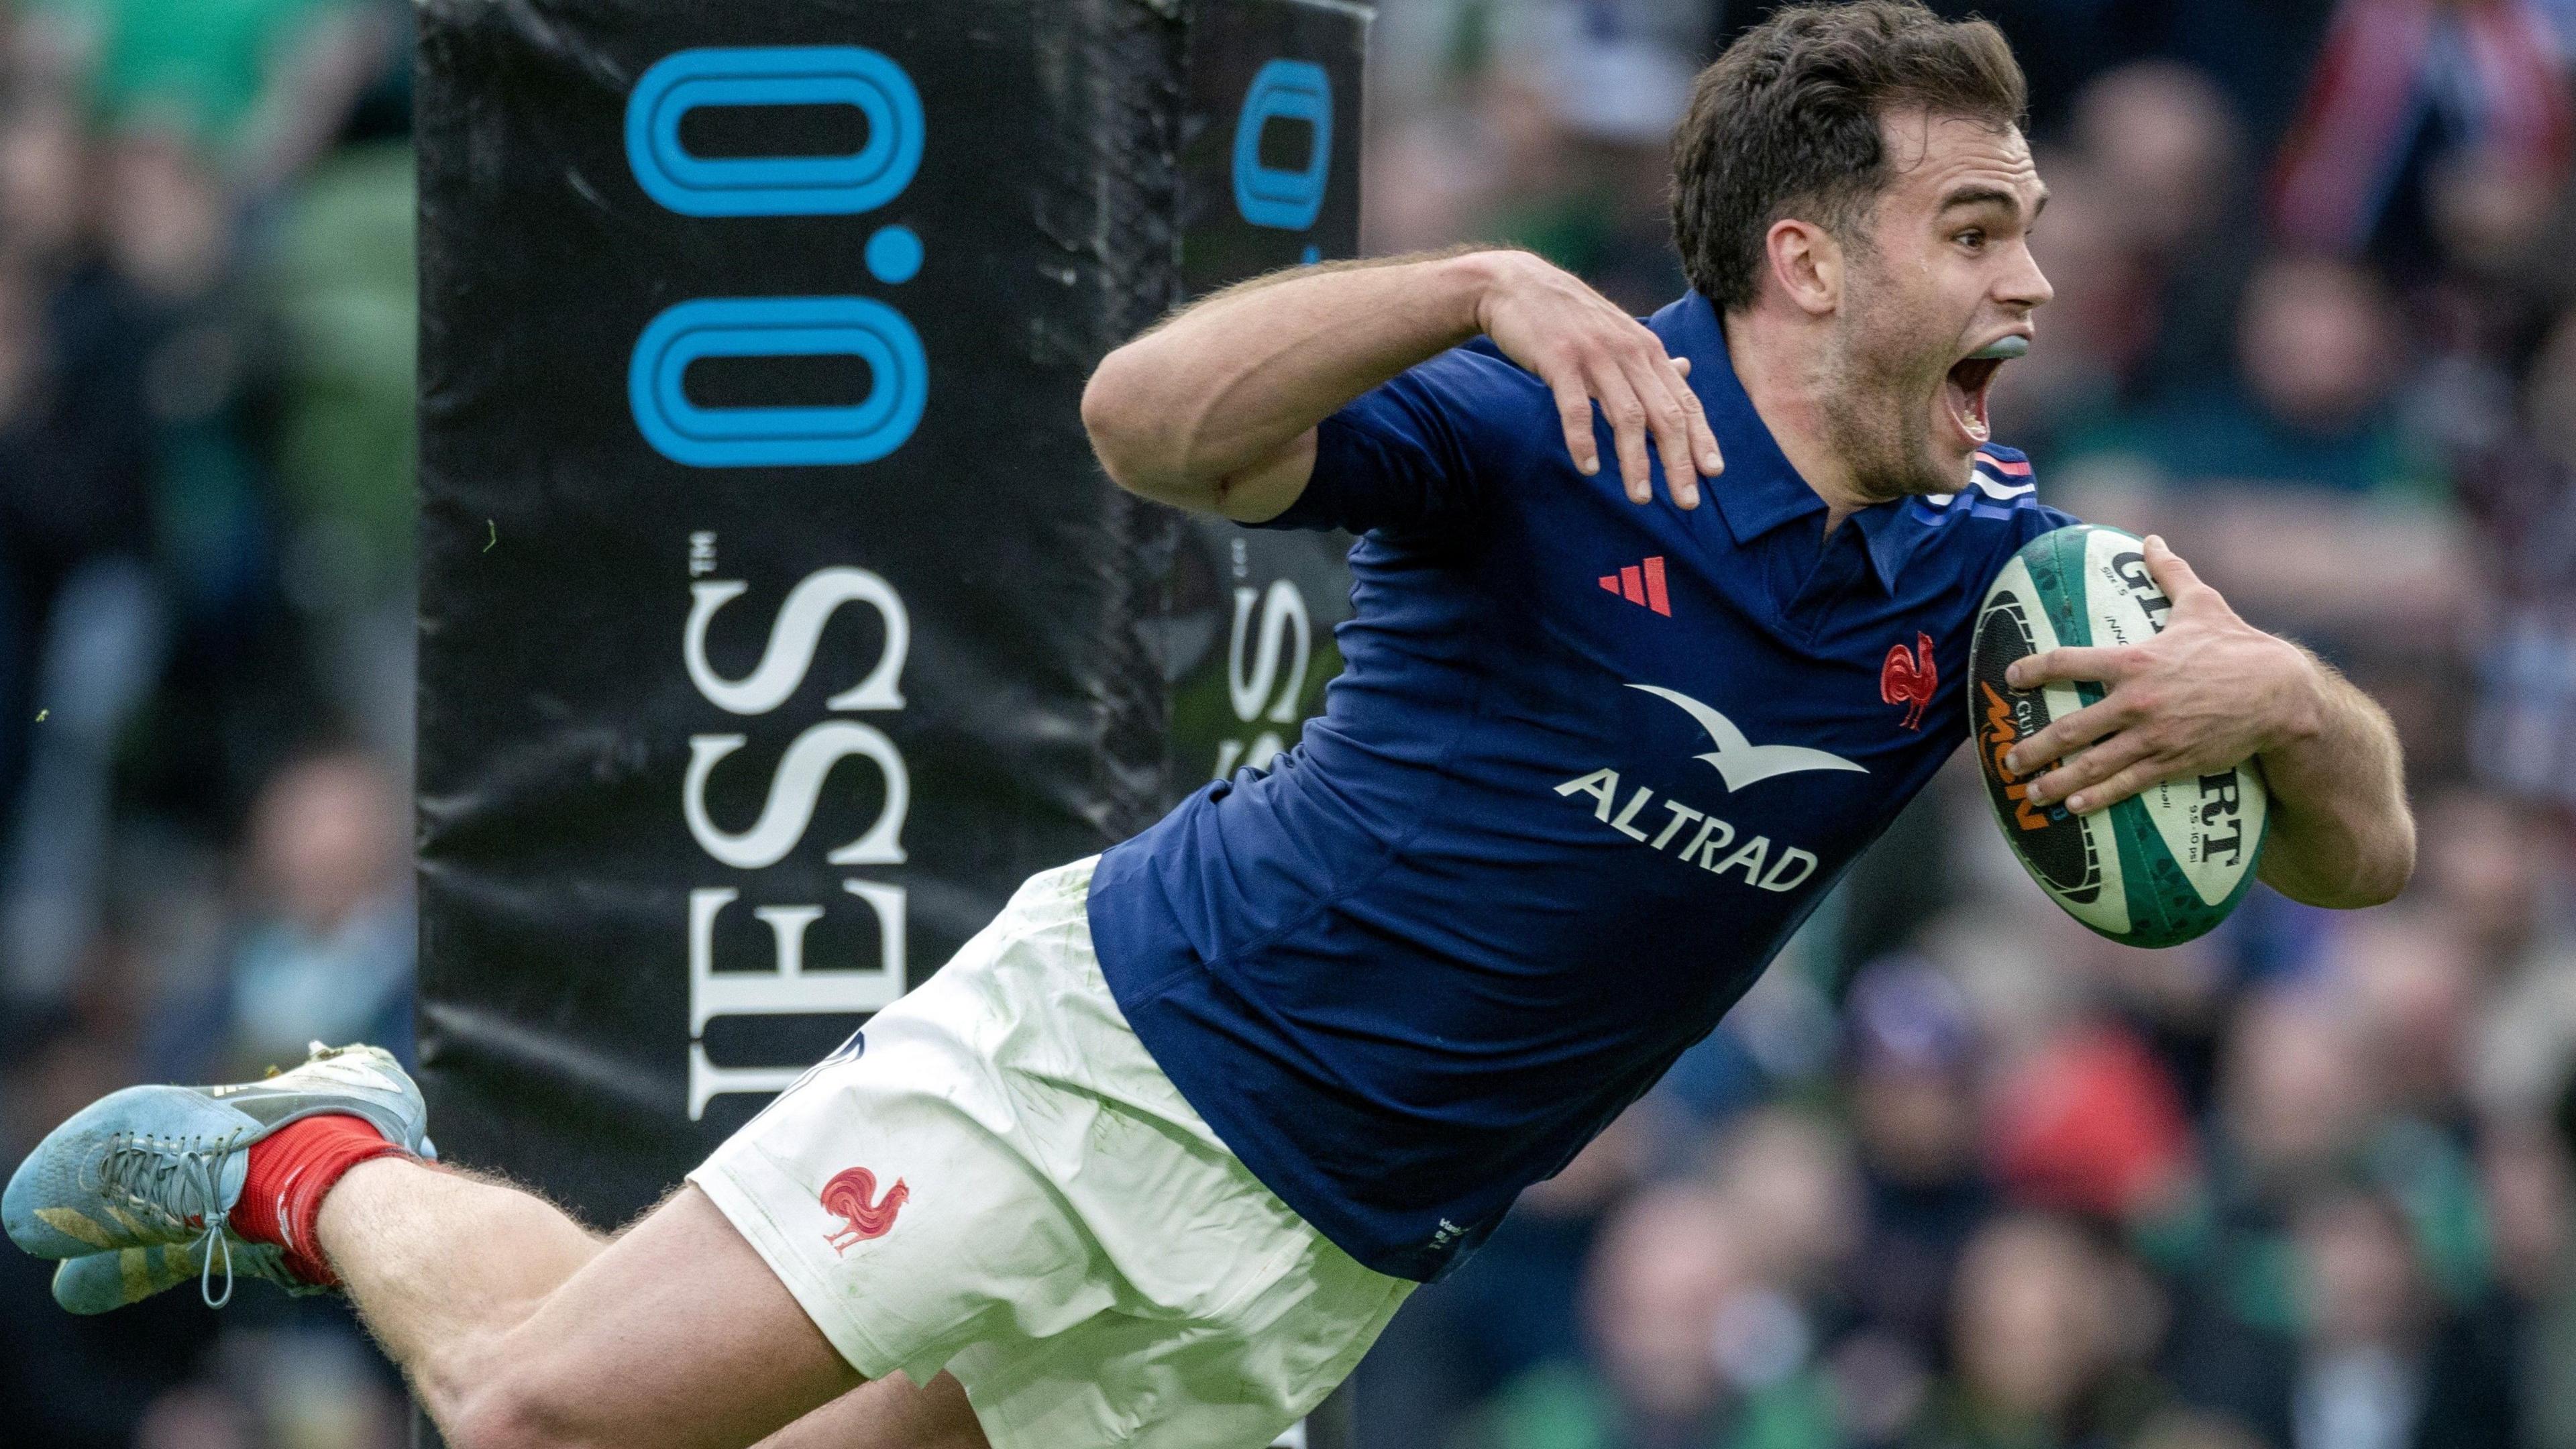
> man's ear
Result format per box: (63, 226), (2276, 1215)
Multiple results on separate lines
(1764, 218), (1841, 317)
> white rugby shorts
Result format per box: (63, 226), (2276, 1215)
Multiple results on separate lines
(689, 857), (1412, 1449)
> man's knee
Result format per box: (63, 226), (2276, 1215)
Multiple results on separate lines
(443, 1368), (600, 1449)
(441, 1352), (842, 1449)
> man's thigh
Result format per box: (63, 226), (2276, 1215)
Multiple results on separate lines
(465, 1185), (980, 1449)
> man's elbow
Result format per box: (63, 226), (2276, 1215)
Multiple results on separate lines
(1081, 349), (1168, 498)
(2345, 822), (2418, 909)
(2294, 822), (2416, 911)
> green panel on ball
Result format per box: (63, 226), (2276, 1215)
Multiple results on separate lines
(2107, 794), (2226, 947)
(2025, 524), (2100, 651)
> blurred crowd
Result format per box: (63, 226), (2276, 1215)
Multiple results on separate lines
(1348, 4), (2576, 1449)
(3, 1), (2576, 1448)
(0, 0), (419, 1446)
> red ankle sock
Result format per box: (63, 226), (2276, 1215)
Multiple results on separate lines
(230, 1114), (407, 1286)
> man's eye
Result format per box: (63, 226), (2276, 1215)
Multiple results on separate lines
(1957, 229), (1986, 251)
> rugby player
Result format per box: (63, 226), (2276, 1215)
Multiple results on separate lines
(4, 5), (2414, 1448)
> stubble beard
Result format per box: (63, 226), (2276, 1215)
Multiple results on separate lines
(1821, 265), (1969, 504)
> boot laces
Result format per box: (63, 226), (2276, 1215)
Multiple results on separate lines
(92, 1130), (246, 1307)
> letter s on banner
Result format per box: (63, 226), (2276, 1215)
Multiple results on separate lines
(686, 569), (910, 715)
(682, 721), (911, 871)
(1228, 580), (1310, 725)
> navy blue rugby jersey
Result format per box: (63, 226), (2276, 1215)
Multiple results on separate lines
(1086, 288), (2075, 1281)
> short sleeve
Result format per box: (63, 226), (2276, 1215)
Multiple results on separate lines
(1248, 344), (1503, 537)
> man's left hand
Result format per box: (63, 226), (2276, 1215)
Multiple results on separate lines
(1999, 535), (2321, 817)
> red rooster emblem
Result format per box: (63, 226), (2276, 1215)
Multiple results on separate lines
(1880, 631), (1937, 731)
(819, 1166), (908, 1254)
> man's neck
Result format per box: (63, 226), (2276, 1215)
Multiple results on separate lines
(1719, 302), (1874, 531)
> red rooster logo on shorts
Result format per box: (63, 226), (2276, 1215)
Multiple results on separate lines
(1880, 632), (1938, 731)
(819, 1166), (908, 1254)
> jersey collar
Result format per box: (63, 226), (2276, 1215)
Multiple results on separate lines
(1654, 290), (1933, 593)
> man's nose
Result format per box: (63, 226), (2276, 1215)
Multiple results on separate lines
(2000, 241), (2054, 311)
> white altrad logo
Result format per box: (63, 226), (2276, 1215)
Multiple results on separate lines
(1550, 684), (1861, 893)
(1626, 684), (1870, 791)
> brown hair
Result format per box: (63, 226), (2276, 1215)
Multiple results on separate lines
(1670, 1), (2027, 311)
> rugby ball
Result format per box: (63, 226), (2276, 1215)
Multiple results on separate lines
(1970, 525), (2268, 947)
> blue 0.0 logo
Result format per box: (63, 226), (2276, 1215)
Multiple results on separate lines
(623, 46), (929, 468)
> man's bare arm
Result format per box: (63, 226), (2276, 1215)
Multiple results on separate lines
(2236, 653), (2413, 908)
(1079, 248), (1723, 521)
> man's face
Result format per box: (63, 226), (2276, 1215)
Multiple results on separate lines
(1821, 111), (2052, 501)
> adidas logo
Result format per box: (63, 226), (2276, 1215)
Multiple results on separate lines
(1598, 555), (1671, 616)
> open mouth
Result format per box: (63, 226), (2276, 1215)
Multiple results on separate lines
(1943, 354), (2005, 445)
(1941, 335), (2027, 446)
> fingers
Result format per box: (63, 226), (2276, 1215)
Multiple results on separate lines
(1536, 319), (1721, 504)
(2006, 645), (2134, 692)
(2055, 754), (2179, 816)
(1587, 358), (1655, 504)
(1666, 354), (1723, 485)
(2142, 533), (2214, 606)
(2003, 695), (2123, 775)
(1618, 353), (1705, 510)
(2023, 727), (2151, 809)
(1547, 370), (1601, 478)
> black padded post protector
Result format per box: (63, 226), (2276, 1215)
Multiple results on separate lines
(417, 0), (1366, 1267)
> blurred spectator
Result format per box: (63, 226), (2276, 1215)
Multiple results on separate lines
(1355, 1105), (1657, 1449)
(2078, 62), (2247, 265)
(0, 122), (162, 1001)
(20, 0), (402, 189)
(131, 1383), (252, 1449)
(1705, 1109), (1864, 1307)
(2414, 143), (2576, 367)
(0, 1), (443, 1446)
(2137, 983), (2496, 1408)
(2286, 1188), (2518, 1449)
(2336, 912), (2477, 1126)
(101, 120), (284, 712)
(2270, 0), (2573, 266)
(0, 85), (90, 274)
(264, 133), (415, 761)
(1989, 1018), (2197, 1223)
(1438, 0), (1700, 311)
(1838, 959), (1994, 1363)
(2464, 309), (2576, 808)
(1984, 154), (2141, 453)
(2434, 792), (2576, 1124)
(1585, 1185), (1768, 1447)
(2294, 1191), (2434, 1449)
(147, 747), (413, 1081)
(1905, 1215), (2170, 1449)
(2071, 62), (2258, 401)
(1469, 1178), (1844, 1449)
(2061, 254), (2442, 500)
